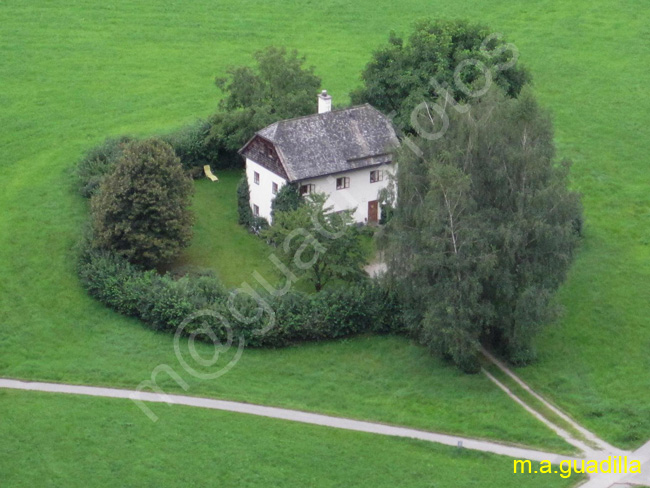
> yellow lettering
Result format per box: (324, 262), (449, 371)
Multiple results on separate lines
(600, 456), (611, 473)
(559, 460), (572, 478)
(630, 460), (641, 474)
(586, 460), (598, 474)
(514, 460), (532, 474)
(539, 461), (552, 474)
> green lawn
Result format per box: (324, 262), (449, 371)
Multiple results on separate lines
(0, 390), (580, 488)
(169, 173), (281, 288)
(173, 173), (377, 291)
(0, 0), (648, 474)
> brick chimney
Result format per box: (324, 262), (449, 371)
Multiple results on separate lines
(318, 90), (332, 114)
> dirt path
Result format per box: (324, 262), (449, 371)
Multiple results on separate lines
(480, 349), (650, 488)
(482, 348), (618, 454)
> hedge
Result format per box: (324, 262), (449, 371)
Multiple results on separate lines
(76, 121), (241, 199)
(160, 119), (221, 172)
(78, 245), (403, 347)
(75, 136), (133, 198)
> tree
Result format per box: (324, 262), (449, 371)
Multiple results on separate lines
(386, 88), (582, 370)
(271, 183), (302, 219)
(208, 47), (321, 156)
(263, 194), (366, 292)
(91, 139), (194, 269)
(351, 20), (530, 135)
(388, 157), (495, 372)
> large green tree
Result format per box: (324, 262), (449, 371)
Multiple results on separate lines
(263, 194), (366, 292)
(91, 139), (194, 269)
(209, 47), (321, 156)
(386, 88), (582, 371)
(351, 20), (530, 135)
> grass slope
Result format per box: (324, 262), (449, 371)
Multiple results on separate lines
(0, 0), (648, 453)
(0, 390), (580, 488)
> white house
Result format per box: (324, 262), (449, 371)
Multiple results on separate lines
(239, 91), (399, 224)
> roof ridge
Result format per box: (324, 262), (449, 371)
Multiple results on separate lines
(258, 103), (374, 131)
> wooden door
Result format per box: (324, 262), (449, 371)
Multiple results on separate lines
(368, 200), (379, 223)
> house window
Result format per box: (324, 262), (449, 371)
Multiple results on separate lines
(299, 184), (315, 196)
(253, 172), (260, 185)
(272, 182), (278, 195)
(370, 170), (384, 183)
(253, 204), (260, 216)
(336, 177), (350, 190)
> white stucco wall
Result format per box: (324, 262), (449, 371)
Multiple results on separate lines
(300, 164), (395, 223)
(246, 158), (395, 224)
(246, 158), (288, 222)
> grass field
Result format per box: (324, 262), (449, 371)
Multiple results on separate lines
(1, 0), (649, 482)
(0, 390), (580, 488)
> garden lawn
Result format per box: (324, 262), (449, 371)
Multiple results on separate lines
(169, 173), (280, 288)
(0, 390), (581, 488)
(170, 173), (376, 290)
(0, 0), (649, 462)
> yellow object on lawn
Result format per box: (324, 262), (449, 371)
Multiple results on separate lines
(204, 165), (218, 182)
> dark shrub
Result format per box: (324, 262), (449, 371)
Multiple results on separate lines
(78, 244), (403, 349)
(271, 184), (302, 219)
(90, 138), (195, 269)
(162, 119), (222, 172)
(76, 136), (133, 198)
(138, 276), (197, 332)
(379, 204), (395, 225)
(251, 216), (270, 235)
(236, 176), (254, 227)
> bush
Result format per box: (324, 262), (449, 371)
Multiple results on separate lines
(162, 119), (210, 170)
(162, 119), (222, 172)
(76, 119), (233, 198)
(271, 184), (302, 218)
(379, 204), (395, 225)
(78, 246), (226, 330)
(236, 176), (270, 234)
(77, 244), (403, 348)
(236, 176), (254, 227)
(76, 136), (133, 198)
(251, 216), (270, 235)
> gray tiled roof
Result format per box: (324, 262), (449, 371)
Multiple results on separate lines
(253, 104), (399, 181)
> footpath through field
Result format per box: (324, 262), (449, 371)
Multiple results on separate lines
(0, 377), (572, 462)
(1, 377), (648, 487)
(480, 350), (650, 488)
